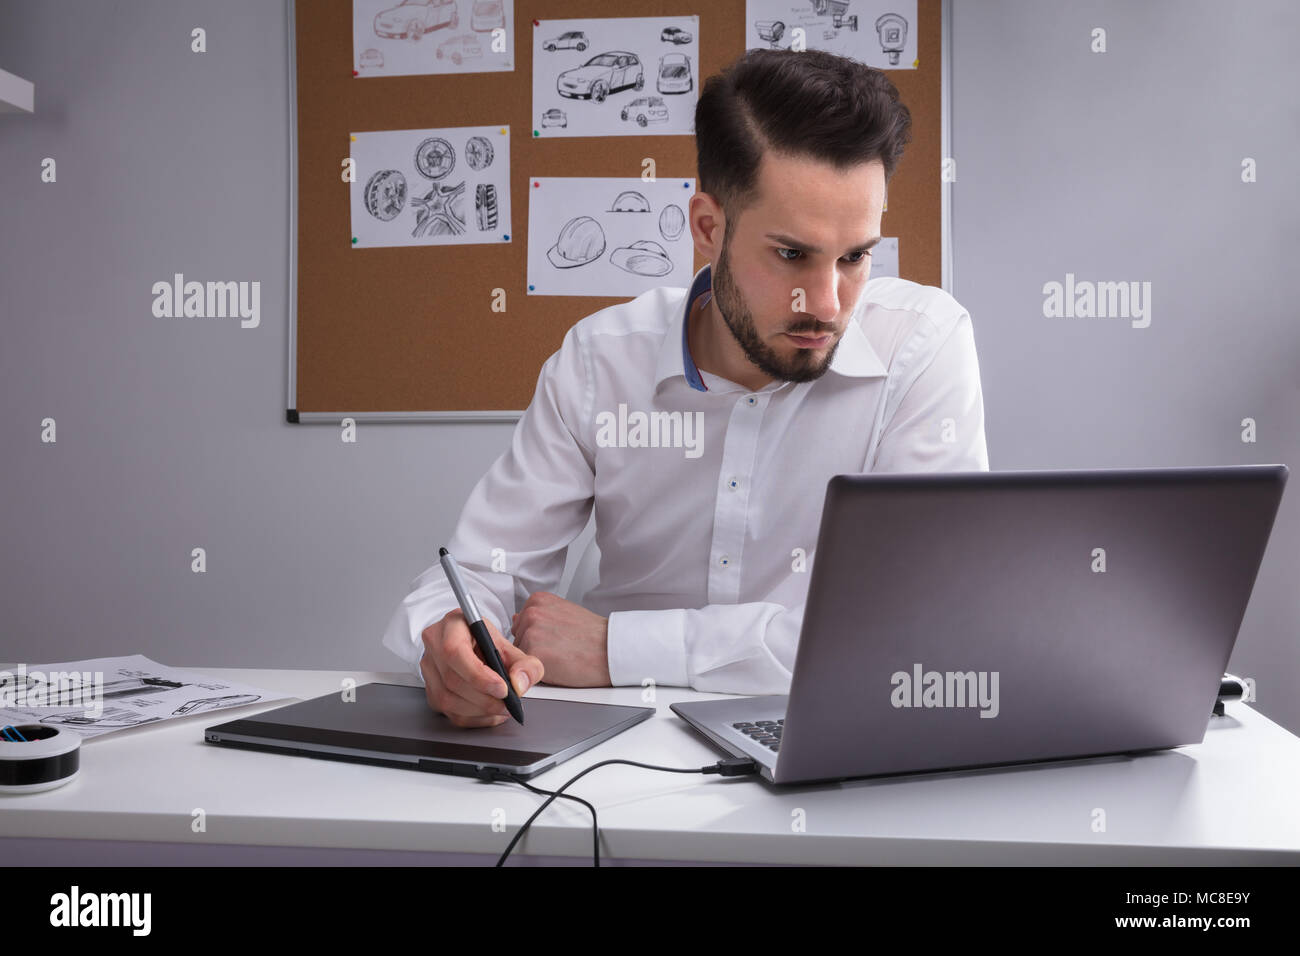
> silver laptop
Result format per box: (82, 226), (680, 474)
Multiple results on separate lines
(672, 464), (1287, 785)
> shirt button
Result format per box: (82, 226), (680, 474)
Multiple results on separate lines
(719, 554), (731, 567)
(746, 395), (758, 406)
(727, 476), (740, 491)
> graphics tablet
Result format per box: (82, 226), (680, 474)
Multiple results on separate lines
(204, 682), (653, 780)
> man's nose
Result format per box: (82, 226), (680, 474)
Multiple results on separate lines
(799, 269), (842, 326)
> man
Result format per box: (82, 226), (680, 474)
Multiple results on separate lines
(382, 48), (989, 727)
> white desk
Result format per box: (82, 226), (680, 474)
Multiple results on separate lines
(3, 668), (1299, 865)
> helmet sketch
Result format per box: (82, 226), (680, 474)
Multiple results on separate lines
(610, 239), (673, 276)
(547, 216), (606, 268)
(608, 190), (650, 213)
(658, 203), (685, 240)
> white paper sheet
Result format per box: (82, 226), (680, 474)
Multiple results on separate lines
(532, 16), (699, 138)
(528, 177), (696, 297)
(0, 655), (287, 740)
(350, 124), (512, 248)
(352, 0), (515, 77)
(745, 0), (918, 68)
(871, 236), (899, 278)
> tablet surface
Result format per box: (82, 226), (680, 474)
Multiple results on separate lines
(204, 682), (653, 779)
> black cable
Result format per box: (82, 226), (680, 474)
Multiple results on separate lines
(505, 777), (601, 865)
(493, 757), (759, 867)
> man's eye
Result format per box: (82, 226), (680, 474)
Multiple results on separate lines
(776, 248), (872, 264)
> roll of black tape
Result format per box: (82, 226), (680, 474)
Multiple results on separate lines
(1218, 673), (1247, 703)
(0, 724), (81, 793)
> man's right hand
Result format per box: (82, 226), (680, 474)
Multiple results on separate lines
(420, 608), (545, 727)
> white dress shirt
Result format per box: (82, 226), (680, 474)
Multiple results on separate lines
(382, 262), (990, 696)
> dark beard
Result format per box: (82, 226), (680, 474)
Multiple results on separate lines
(710, 235), (840, 384)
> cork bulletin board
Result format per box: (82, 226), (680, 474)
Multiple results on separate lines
(286, 0), (945, 422)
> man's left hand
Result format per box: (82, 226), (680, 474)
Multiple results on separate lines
(511, 591), (611, 687)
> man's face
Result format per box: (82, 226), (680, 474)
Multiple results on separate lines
(707, 151), (886, 383)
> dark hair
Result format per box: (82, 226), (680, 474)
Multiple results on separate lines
(694, 49), (912, 227)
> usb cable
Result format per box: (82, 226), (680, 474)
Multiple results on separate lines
(491, 757), (760, 866)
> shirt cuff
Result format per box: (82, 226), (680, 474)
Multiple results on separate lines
(606, 608), (690, 688)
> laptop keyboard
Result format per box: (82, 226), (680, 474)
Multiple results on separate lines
(733, 719), (784, 751)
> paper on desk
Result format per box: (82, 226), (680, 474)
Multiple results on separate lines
(0, 655), (286, 740)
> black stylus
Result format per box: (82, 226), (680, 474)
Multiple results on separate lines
(439, 547), (524, 725)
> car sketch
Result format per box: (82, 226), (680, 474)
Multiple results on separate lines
(470, 0), (504, 32)
(373, 0), (458, 41)
(540, 108), (568, 128)
(436, 33), (483, 64)
(657, 53), (692, 94)
(660, 27), (693, 44)
(542, 30), (588, 51)
(621, 96), (669, 127)
(557, 51), (644, 102)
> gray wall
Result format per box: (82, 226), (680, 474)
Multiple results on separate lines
(2, 1), (1296, 733)
(949, 0), (1299, 735)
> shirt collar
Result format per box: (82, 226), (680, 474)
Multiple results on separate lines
(654, 262), (888, 392)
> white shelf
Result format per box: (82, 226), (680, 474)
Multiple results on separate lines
(0, 67), (34, 113)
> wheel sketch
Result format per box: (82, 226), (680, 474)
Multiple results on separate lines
(414, 136), (456, 180)
(412, 180), (467, 237)
(465, 135), (494, 170)
(364, 169), (407, 221)
(475, 183), (498, 230)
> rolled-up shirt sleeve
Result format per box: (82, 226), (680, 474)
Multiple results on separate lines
(381, 325), (596, 679)
(871, 310), (990, 473)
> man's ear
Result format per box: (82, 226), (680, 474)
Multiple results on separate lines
(689, 191), (725, 261)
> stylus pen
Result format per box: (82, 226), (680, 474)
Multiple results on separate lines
(439, 547), (524, 725)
